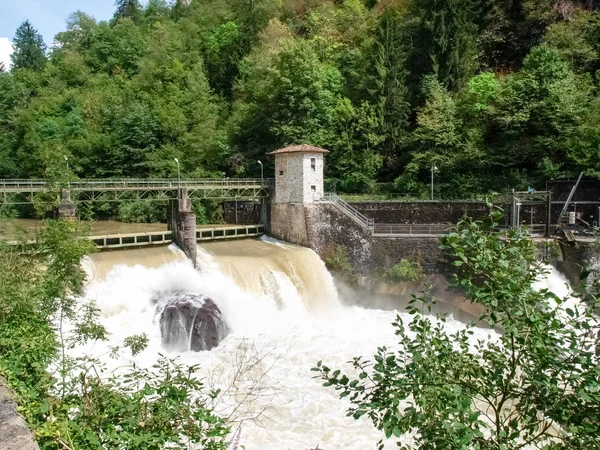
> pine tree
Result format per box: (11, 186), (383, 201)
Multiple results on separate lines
(367, 7), (410, 165)
(170, 0), (190, 21)
(114, 0), (141, 21)
(412, 0), (480, 92)
(10, 20), (47, 71)
(0, 62), (6, 72)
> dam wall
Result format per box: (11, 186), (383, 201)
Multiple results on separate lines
(555, 240), (600, 286)
(270, 201), (600, 279)
(0, 378), (39, 450)
(305, 204), (446, 275)
(269, 203), (310, 248)
(349, 201), (491, 224)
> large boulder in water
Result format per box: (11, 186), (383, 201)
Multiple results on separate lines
(156, 293), (228, 352)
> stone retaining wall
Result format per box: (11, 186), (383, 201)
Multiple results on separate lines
(556, 240), (600, 286)
(305, 204), (448, 274)
(269, 203), (309, 247)
(350, 201), (491, 224)
(0, 379), (39, 450)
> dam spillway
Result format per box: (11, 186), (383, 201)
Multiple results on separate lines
(78, 238), (496, 449)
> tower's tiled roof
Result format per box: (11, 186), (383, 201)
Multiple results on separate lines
(268, 145), (329, 155)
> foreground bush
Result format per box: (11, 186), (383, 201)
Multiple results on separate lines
(315, 213), (600, 449)
(0, 219), (230, 449)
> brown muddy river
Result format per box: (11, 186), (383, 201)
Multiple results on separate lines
(0, 219), (168, 241)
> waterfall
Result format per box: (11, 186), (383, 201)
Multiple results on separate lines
(77, 237), (494, 450)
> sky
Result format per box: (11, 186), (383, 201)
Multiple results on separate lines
(0, 0), (147, 69)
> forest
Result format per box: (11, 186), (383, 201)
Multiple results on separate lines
(3, 0), (600, 196)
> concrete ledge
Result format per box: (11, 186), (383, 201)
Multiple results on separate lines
(0, 379), (39, 450)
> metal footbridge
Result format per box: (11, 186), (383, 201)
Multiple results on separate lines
(0, 178), (272, 204)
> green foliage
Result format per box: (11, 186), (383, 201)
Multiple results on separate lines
(123, 333), (149, 356)
(11, 21), (47, 71)
(324, 245), (353, 275)
(117, 201), (166, 223)
(191, 200), (211, 224)
(0, 220), (230, 449)
(543, 9), (600, 75)
(314, 213), (600, 448)
(6, 1), (600, 195)
(410, 0), (480, 91)
(384, 258), (423, 282)
(466, 72), (501, 112)
(37, 356), (229, 450)
(358, 5), (409, 171)
(414, 76), (462, 153)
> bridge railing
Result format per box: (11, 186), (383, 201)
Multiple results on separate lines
(373, 223), (453, 236)
(0, 179), (46, 191)
(0, 178), (273, 192)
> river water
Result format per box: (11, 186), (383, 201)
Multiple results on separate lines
(0, 219), (168, 241)
(74, 237), (508, 450)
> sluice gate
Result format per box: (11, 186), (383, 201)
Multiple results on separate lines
(4, 224), (265, 251)
(89, 224), (265, 250)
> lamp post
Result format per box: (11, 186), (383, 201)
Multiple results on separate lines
(174, 157), (181, 190)
(257, 160), (263, 184)
(430, 164), (437, 201)
(64, 155), (70, 188)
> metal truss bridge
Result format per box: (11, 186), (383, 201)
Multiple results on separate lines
(0, 178), (272, 204)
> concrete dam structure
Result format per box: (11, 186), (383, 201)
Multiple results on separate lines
(1, 144), (597, 450)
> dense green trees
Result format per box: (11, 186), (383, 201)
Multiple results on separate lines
(4, 0), (600, 194)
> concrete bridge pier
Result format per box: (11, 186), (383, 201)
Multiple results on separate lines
(58, 189), (76, 218)
(259, 197), (267, 225)
(168, 188), (197, 266)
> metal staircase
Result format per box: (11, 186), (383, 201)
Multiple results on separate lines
(322, 193), (374, 232)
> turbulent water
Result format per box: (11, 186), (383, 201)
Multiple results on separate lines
(79, 238), (500, 449)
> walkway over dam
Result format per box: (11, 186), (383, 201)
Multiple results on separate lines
(0, 178), (271, 204)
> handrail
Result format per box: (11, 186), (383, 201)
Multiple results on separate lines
(0, 178), (274, 192)
(373, 223), (451, 236)
(322, 193), (374, 230)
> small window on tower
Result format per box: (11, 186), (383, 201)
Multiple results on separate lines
(311, 185), (316, 192)
(311, 158), (316, 170)
(279, 170), (284, 176)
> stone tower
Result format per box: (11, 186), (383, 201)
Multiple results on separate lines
(268, 144), (328, 204)
(268, 144), (329, 246)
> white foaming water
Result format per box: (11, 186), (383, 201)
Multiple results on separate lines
(534, 264), (571, 299)
(534, 264), (585, 319)
(76, 239), (494, 450)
